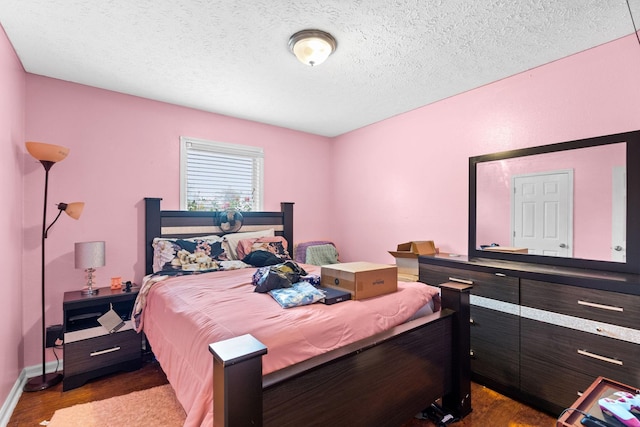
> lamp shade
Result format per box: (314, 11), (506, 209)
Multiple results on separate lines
(60, 202), (85, 220)
(74, 241), (105, 269)
(25, 141), (70, 163)
(289, 29), (337, 66)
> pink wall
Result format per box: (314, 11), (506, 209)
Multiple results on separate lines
(476, 143), (626, 260)
(332, 34), (640, 264)
(0, 25), (25, 405)
(22, 78), (333, 367)
(3, 24), (640, 389)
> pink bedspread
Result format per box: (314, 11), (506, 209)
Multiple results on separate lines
(138, 265), (440, 426)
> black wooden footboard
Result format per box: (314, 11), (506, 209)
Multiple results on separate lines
(210, 283), (472, 426)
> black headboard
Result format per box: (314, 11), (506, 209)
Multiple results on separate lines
(144, 197), (294, 275)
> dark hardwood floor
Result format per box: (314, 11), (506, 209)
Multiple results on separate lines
(8, 359), (557, 426)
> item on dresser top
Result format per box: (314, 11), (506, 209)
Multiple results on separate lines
(389, 240), (437, 277)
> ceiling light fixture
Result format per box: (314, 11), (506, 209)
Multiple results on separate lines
(288, 29), (337, 66)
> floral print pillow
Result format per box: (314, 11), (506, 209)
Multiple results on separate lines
(152, 236), (229, 273)
(236, 236), (291, 261)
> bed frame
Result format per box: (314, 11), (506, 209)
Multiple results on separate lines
(144, 197), (472, 426)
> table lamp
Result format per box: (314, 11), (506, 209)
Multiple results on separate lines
(75, 241), (105, 295)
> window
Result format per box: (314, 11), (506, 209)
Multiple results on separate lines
(180, 137), (264, 211)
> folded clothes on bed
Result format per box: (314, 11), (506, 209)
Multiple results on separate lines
(268, 282), (325, 308)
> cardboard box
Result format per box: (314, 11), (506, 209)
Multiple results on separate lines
(388, 241), (437, 276)
(321, 262), (397, 300)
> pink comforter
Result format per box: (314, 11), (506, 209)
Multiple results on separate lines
(138, 265), (440, 426)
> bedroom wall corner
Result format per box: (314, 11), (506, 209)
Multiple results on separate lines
(0, 23), (26, 413)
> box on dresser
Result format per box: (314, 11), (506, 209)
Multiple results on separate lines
(389, 240), (437, 279)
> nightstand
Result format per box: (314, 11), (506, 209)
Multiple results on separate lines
(62, 286), (142, 391)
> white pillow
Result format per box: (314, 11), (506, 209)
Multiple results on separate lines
(223, 229), (275, 260)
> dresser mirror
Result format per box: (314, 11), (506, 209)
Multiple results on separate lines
(468, 130), (640, 274)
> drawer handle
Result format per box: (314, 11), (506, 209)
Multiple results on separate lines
(469, 318), (475, 325)
(577, 349), (623, 366)
(494, 273), (506, 277)
(448, 277), (473, 285)
(90, 346), (121, 357)
(577, 300), (623, 312)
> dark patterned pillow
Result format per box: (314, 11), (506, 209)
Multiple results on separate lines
(243, 250), (282, 267)
(152, 237), (229, 273)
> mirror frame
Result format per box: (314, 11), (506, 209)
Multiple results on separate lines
(468, 130), (640, 275)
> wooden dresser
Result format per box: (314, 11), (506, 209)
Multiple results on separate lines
(419, 254), (640, 415)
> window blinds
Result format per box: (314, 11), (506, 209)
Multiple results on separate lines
(180, 137), (264, 211)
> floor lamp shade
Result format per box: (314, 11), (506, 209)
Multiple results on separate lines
(25, 141), (69, 163)
(75, 241), (105, 295)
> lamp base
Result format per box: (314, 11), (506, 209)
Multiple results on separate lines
(23, 372), (63, 392)
(81, 287), (99, 295)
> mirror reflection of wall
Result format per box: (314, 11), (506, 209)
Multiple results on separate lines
(476, 142), (626, 262)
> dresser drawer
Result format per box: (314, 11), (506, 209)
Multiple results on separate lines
(520, 355), (597, 414)
(521, 279), (640, 329)
(471, 305), (519, 350)
(521, 318), (640, 386)
(64, 329), (141, 376)
(420, 263), (518, 303)
(470, 306), (519, 387)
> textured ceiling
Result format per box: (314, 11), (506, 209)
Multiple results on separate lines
(1, 1), (639, 137)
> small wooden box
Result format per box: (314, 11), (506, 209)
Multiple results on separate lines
(556, 376), (640, 427)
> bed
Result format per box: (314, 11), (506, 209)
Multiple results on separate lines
(141, 197), (472, 426)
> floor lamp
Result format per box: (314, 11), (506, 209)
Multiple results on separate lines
(24, 141), (84, 392)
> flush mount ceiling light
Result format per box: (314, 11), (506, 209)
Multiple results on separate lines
(288, 29), (337, 66)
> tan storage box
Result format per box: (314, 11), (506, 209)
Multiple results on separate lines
(321, 262), (397, 300)
(389, 241), (437, 276)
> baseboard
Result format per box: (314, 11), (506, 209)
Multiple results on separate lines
(0, 360), (63, 426)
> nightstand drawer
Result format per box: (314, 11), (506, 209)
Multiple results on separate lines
(420, 263), (518, 303)
(64, 329), (141, 376)
(521, 279), (640, 329)
(521, 318), (640, 385)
